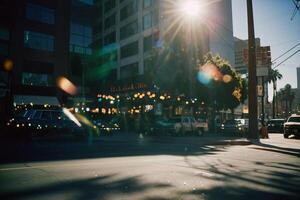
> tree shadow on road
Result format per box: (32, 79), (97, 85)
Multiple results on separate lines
(0, 135), (233, 164)
(178, 157), (300, 200)
(249, 141), (300, 157)
(0, 174), (172, 200)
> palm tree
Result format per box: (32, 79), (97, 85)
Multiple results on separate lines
(276, 89), (284, 117)
(267, 69), (282, 118)
(283, 84), (295, 118)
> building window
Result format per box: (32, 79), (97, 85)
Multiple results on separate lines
(120, 20), (138, 40)
(0, 27), (9, 41)
(144, 57), (154, 70)
(120, 0), (137, 21)
(120, 62), (138, 79)
(26, 3), (55, 24)
(24, 31), (54, 52)
(23, 60), (54, 74)
(104, 31), (116, 46)
(93, 22), (102, 35)
(120, 41), (138, 59)
(104, 13), (116, 29)
(104, 0), (116, 13)
(143, 0), (153, 8)
(70, 22), (92, 55)
(101, 50), (118, 64)
(22, 72), (52, 87)
(144, 34), (154, 52)
(143, 11), (158, 30)
(143, 13), (152, 30)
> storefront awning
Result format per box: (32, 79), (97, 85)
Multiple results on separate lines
(14, 95), (60, 106)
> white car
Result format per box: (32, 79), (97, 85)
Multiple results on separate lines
(284, 114), (300, 138)
(174, 116), (208, 136)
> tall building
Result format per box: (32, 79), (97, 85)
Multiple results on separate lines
(0, 0), (97, 122)
(92, 0), (234, 94)
(234, 37), (261, 75)
(0, 0), (71, 102)
(69, 0), (96, 103)
(208, 0), (235, 65)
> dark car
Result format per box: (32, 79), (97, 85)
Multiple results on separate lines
(284, 115), (300, 138)
(7, 109), (86, 138)
(220, 119), (248, 134)
(267, 119), (285, 133)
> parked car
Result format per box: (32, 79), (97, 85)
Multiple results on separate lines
(220, 119), (248, 134)
(174, 116), (208, 135)
(6, 109), (86, 138)
(283, 114), (300, 138)
(150, 118), (179, 135)
(150, 116), (208, 136)
(267, 119), (285, 133)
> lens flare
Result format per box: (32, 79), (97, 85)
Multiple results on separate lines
(57, 77), (77, 95)
(197, 71), (211, 85)
(197, 64), (222, 85)
(223, 74), (232, 83)
(62, 108), (81, 127)
(3, 59), (13, 71)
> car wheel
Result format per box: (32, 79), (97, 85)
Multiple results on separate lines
(283, 134), (289, 138)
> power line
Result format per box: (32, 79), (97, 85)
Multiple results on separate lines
(273, 48), (300, 69)
(291, 0), (300, 20)
(272, 42), (300, 62)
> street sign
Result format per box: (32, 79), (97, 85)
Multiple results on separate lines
(256, 66), (269, 76)
(257, 85), (263, 97)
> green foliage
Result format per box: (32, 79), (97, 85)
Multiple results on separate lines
(199, 53), (248, 110)
(267, 68), (282, 86)
(150, 47), (247, 110)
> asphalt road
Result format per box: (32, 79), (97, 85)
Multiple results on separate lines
(0, 134), (299, 200)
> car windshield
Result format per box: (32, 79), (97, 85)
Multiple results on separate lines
(269, 120), (284, 124)
(288, 117), (300, 123)
(225, 120), (239, 125)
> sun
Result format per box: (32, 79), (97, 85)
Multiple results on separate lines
(180, 0), (201, 18)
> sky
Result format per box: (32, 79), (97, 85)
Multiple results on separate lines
(232, 0), (300, 99)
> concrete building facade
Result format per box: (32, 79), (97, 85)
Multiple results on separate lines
(93, 0), (235, 92)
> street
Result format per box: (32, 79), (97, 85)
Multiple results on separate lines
(0, 133), (299, 200)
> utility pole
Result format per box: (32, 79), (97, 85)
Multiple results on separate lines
(247, 0), (259, 140)
(261, 76), (265, 125)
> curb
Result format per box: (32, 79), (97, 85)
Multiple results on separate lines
(205, 140), (252, 146)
